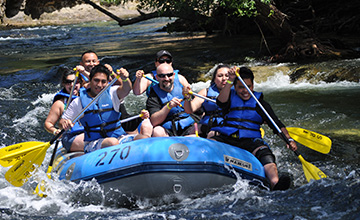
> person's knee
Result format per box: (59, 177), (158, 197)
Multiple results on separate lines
(255, 146), (276, 166)
(206, 130), (215, 139)
(140, 119), (153, 137)
(71, 135), (84, 150)
(152, 126), (168, 137)
(102, 137), (119, 148)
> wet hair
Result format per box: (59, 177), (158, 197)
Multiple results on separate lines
(211, 64), (230, 84)
(81, 50), (97, 60)
(89, 64), (111, 80)
(234, 67), (254, 86)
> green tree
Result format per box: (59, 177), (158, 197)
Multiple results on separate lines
(3, 0), (358, 61)
(100, 0), (358, 61)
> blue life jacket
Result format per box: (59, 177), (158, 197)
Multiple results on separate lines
(146, 69), (179, 96)
(152, 72), (196, 135)
(53, 88), (84, 134)
(53, 88), (78, 108)
(211, 90), (263, 138)
(79, 88), (126, 142)
(199, 83), (224, 129)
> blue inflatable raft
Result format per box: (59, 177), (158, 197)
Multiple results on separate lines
(53, 137), (270, 200)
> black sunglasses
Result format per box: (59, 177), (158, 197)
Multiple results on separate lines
(64, 79), (81, 85)
(157, 72), (174, 78)
(158, 58), (172, 64)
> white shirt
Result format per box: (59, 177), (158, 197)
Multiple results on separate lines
(62, 86), (122, 121)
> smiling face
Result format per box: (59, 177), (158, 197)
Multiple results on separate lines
(156, 63), (175, 92)
(63, 74), (81, 96)
(234, 78), (253, 101)
(81, 52), (100, 72)
(88, 72), (108, 97)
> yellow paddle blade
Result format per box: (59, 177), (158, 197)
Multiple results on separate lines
(287, 127), (332, 154)
(260, 128), (265, 138)
(5, 143), (50, 187)
(298, 155), (327, 182)
(0, 141), (45, 167)
(34, 166), (52, 198)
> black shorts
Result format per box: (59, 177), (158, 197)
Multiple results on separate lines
(122, 117), (142, 132)
(212, 134), (269, 153)
(165, 124), (194, 136)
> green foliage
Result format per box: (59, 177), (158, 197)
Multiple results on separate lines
(100, 0), (271, 18)
(99, 0), (272, 34)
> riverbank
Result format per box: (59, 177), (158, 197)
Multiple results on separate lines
(1, 1), (139, 29)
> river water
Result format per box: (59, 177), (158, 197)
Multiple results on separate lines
(0, 18), (359, 219)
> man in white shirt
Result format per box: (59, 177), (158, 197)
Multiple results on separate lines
(60, 64), (150, 153)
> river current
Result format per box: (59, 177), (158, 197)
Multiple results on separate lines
(0, 18), (359, 219)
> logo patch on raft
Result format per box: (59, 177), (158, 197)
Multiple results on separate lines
(224, 155), (252, 171)
(168, 143), (189, 161)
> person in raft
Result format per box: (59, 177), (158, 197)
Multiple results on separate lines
(44, 67), (84, 152)
(182, 64), (230, 138)
(76, 50), (153, 139)
(60, 64), (150, 153)
(210, 66), (298, 190)
(146, 63), (201, 137)
(133, 50), (181, 96)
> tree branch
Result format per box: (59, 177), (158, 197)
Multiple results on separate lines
(83, 0), (124, 24)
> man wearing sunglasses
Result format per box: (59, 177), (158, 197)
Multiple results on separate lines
(146, 63), (200, 137)
(133, 50), (180, 96)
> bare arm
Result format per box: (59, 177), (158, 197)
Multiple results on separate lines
(217, 66), (236, 103)
(280, 127), (298, 151)
(116, 67), (132, 99)
(59, 98), (82, 131)
(76, 65), (90, 82)
(44, 100), (64, 135)
(182, 86), (205, 114)
(179, 74), (190, 88)
(133, 71), (152, 95)
(150, 97), (182, 126)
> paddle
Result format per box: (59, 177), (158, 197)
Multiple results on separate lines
(235, 70), (327, 182)
(194, 123), (199, 137)
(0, 141), (44, 167)
(34, 112), (144, 197)
(0, 71), (81, 168)
(5, 74), (121, 187)
(187, 90), (216, 103)
(120, 113), (143, 124)
(143, 74), (159, 84)
(286, 127), (331, 154)
(65, 69), (80, 108)
(33, 140), (59, 197)
(34, 70), (80, 196)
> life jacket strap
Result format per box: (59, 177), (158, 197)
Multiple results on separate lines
(222, 122), (260, 132)
(84, 107), (113, 115)
(229, 107), (256, 111)
(225, 117), (262, 125)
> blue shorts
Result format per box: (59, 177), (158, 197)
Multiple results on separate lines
(61, 131), (83, 152)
